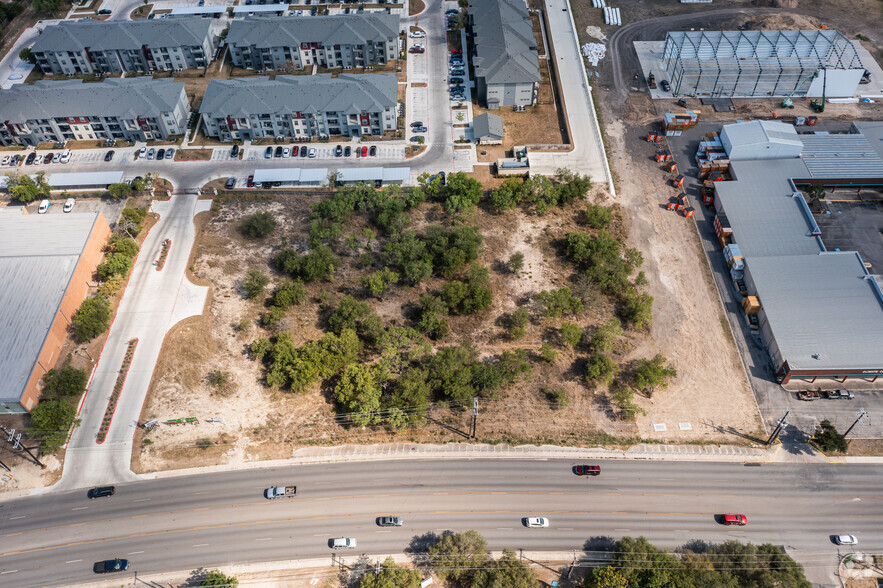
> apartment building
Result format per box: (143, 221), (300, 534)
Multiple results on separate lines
(31, 19), (217, 74)
(469, 0), (540, 109)
(199, 74), (397, 141)
(0, 78), (191, 146)
(226, 14), (399, 71)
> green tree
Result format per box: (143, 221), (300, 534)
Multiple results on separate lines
(428, 530), (489, 584)
(554, 168), (592, 205)
(631, 354), (677, 397)
(41, 366), (88, 402)
(200, 570), (238, 587)
(611, 536), (694, 588)
(108, 235), (139, 258)
(19, 47), (36, 65)
(240, 211), (278, 239)
(33, 0), (62, 15)
(417, 294), (450, 340)
(418, 171), (444, 200)
(335, 364), (382, 426)
(387, 368), (431, 422)
(618, 291), (653, 329)
(584, 352), (618, 385)
(537, 287), (583, 318)
(424, 225), (483, 278)
(443, 172), (483, 213)
(359, 268), (400, 299)
(524, 175), (558, 214)
(559, 322), (583, 347)
(507, 252), (525, 274)
(118, 206), (148, 238)
(589, 319), (623, 352)
(585, 567), (629, 588)
(72, 296), (111, 341)
(274, 246), (339, 281)
(97, 252), (133, 281)
(107, 182), (133, 200)
(472, 548), (538, 588)
(7, 172), (51, 204)
(539, 343), (557, 363)
(426, 342), (478, 404)
(359, 557), (422, 588)
(242, 269), (269, 299)
(29, 400), (78, 452)
(271, 279), (306, 309)
(813, 419), (848, 453)
(583, 203), (613, 229)
(486, 177), (526, 212)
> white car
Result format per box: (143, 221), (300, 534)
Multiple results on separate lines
(282, 147), (291, 157)
(139, 146), (147, 158)
(37, 199), (50, 214)
(408, 31), (425, 38)
(63, 198), (75, 213)
(523, 517), (549, 528)
(33, 154), (44, 165)
(330, 537), (356, 549)
(58, 149), (71, 163)
(308, 148), (316, 158)
(411, 43), (424, 50)
(834, 535), (857, 545)
(1, 156), (9, 166)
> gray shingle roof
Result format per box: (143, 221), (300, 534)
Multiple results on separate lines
(0, 78), (186, 122)
(0, 211), (102, 404)
(469, 0), (540, 86)
(227, 14), (399, 49)
(199, 74), (397, 118)
(473, 112), (504, 140)
(31, 18), (213, 53)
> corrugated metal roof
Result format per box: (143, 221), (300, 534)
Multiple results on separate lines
(748, 252), (883, 370)
(169, 6), (227, 15)
(252, 167), (329, 183)
(47, 171), (124, 187)
(337, 167), (409, 182)
(232, 4), (287, 13)
(800, 133), (883, 178)
(723, 120), (802, 149)
(0, 213), (101, 404)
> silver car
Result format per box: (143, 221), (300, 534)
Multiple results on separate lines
(377, 516), (403, 527)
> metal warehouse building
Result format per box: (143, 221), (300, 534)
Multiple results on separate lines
(662, 30), (865, 98)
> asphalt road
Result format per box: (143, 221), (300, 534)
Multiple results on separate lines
(1, 459), (880, 586)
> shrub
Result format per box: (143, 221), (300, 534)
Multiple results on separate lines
(72, 296), (112, 341)
(618, 291), (654, 329)
(486, 177), (526, 212)
(29, 400), (78, 452)
(813, 420), (848, 454)
(97, 252), (133, 281)
(272, 279), (306, 309)
(539, 343), (557, 363)
(41, 366), (88, 402)
(274, 246), (339, 282)
(609, 385), (644, 420)
(506, 252), (525, 274)
(424, 225), (483, 278)
(417, 294), (450, 340)
(242, 269), (269, 299)
(196, 438), (213, 450)
(239, 211), (277, 239)
(334, 364), (382, 427)
(631, 354), (677, 397)
(584, 352), (618, 385)
(260, 306), (286, 327)
(583, 203), (613, 229)
(107, 182), (132, 200)
(559, 322), (583, 347)
(544, 387), (569, 408)
(537, 287), (584, 318)
(443, 172), (483, 213)
(441, 265), (492, 315)
(589, 318), (623, 352)
(109, 235), (139, 258)
(97, 274), (126, 297)
(359, 268), (400, 299)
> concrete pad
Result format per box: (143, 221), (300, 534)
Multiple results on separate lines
(855, 41), (883, 97)
(634, 41), (673, 99)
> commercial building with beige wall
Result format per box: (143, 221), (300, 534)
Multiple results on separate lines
(0, 208), (111, 413)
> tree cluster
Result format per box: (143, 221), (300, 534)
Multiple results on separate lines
(239, 211), (277, 239)
(72, 296), (112, 342)
(28, 365), (88, 452)
(6, 172), (51, 204)
(486, 169), (592, 215)
(1, 2), (25, 21)
(273, 245), (339, 282)
(383, 225), (483, 285)
(428, 531), (537, 588)
(585, 536), (810, 588)
(812, 419), (848, 453)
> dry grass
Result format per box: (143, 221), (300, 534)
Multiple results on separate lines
(175, 148), (212, 162)
(846, 438), (883, 456)
(409, 0), (425, 16)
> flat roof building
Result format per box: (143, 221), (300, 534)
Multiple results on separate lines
(0, 209), (112, 413)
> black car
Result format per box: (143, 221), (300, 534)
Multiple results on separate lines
(335, 144), (343, 157)
(93, 558), (129, 574)
(231, 144), (239, 157)
(438, 171), (446, 185)
(299, 145), (307, 157)
(449, 77), (463, 84)
(660, 80), (671, 92)
(25, 152), (36, 165)
(369, 146), (376, 156)
(97, 8), (111, 15)
(264, 146), (273, 159)
(157, 148), (165, 159)
(413, 126), (428, 133)
(225, 177), (236, 189)
(344, 146), (351, 157)
(274, 146), (283, 158)
(410, 121), (424, 128)
(103, 150), (115, 162)
(87, 486), (115, 499)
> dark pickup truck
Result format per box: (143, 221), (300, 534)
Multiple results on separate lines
(797, 390), (821, 401)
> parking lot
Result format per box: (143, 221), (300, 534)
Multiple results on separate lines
(244, 143), (405, 161)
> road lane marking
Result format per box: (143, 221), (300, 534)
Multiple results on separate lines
(496, 528), (513, 530)
(1, 570), (18, 574)
(255, 538), (273, 541)
(559, 528), (574, 531)
(194, 491), (209, 495)
(8, 516), (26, 520)
(127, 551), (144, 555)
(71, 507), (88, 511)
(133, 499), (150, 503)
(192, 544), (209, 547)
(65, 559), (82, 564)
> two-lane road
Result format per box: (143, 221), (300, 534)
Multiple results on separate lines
(0, 459), (879, 586)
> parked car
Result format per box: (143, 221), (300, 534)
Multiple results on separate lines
(97, 8), (111, 14)
(38, 199), (50, 214)
(344, 146), (351, 157)
(409, 47), (425, 54)
(147, 148), (155, 160)
(449, 85), (464, 93)
(446, 8), (460, 14)
(523, 517), (549, 528)
(58, 149), (71, 164)
(282, 147), (291, 157)
(1, 156), (9, 166)
(300, 145), (308, 157)
(377, 516), (403, 527)
(410, 136), (424, 143)
(335, 144), (343, 157)
(138, 146), (147, 158)
(44, 152), (54, 164)
(274, 146), (283, 158)
(166, 148), (174, 159)
(450, 94), (465, 101)
(360, 146), (368, 157)
(413, 126), (427, 133)
(10, 154), (21, 166)
(573, 465), (601, 476)
(101, 150), (113, 162)
(156, 148), (165, 160)
(409, 31), (425, 38)
(449, 77), (464, 84)
(231, 144), (239, 157)
(33, 154), (44, 165)
(660, 80), (671, 92)
(450, 68), (465, 76)
(247, 175), (255, 187)
(722, 514), (747, 526)
(93, 558), (128, 574)
(63, 198), (76, 213)
(87, 486), (114, 499)
(308, 148), (316, 158)
(369, 145), (377, 156)
(834, 535), (858, 545)
(824, 389), (854, 400)
(225, 177), (237, 189)
(25, 152), (36, 165)
(410, 121), (424, 128)
(265, 146), (273, 159)
(330, 537), (357, 549)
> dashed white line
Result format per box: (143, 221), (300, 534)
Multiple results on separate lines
(127, 551), (144, 555)
(194, 491), (209, 495)
(255, 538), (273, 541)
(71, 507), (88, 511)
(9, 516), (26, 520)
(133, 498), (150, 502)
(1, 570), (18, 574)
(496, 528), (513, 531)
(65, 559), (82, 564)
(192, 544), (210, 547)
(375, 530), (392, 533)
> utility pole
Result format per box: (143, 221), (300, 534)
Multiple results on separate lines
(471, 398), (478, 439)
(766, 411), (789, 446)
(844, 408), (868, 438)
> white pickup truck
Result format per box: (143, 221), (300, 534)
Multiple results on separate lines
(264, 485), (297, 499)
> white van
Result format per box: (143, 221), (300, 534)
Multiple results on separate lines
(38, 199), (50, 214)
(330, 537), (356, 549)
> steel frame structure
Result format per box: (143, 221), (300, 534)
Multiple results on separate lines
(662, 30), (863, 97)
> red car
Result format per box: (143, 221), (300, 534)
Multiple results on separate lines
(246, 175), (254, 187)
(573, 465), (600, 476)
(722, 514), (747, 526)
(360, 146), (368, 157)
